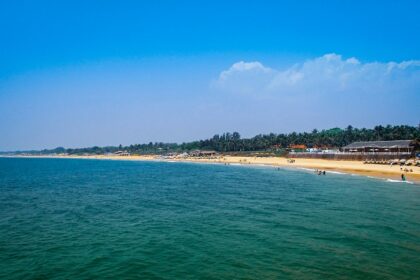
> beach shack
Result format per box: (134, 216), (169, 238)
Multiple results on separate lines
(341, 140), (417, 155)
(189, 150), (218, 157)
(288, 144), (307, 153)
(114, 151), (131, 156)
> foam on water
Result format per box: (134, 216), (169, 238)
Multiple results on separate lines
(386, 178), (414, 184)
(296, 167), (315, 172)
(325, 170), (347, 175)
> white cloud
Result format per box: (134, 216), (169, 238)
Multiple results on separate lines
(215, 61), (277, 95)
(215, 53), (420, 98)
(219, 61), (273, 81)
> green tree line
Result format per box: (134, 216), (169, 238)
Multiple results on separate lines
(11, 125), (420, 155)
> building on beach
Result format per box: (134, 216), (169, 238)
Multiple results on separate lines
(189, 150), (218, 157)
(341, 140), (417, 155)
(114, 151), (131, 156)
(289, 144), (307, 150)
(288, 140), (418, 160)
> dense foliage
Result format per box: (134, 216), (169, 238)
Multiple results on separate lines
(7, 125), (420, 155)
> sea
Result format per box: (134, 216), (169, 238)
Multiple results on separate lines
(0, 157), (419, 279)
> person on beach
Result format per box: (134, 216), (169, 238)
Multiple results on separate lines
(401, 174), (406, 181)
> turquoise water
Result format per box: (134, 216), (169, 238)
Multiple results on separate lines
(0, 158), (419, 279)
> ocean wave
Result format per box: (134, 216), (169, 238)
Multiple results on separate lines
(296, 167), (315, 172)
(386, 179), (414, 184)
(253, 164), (271, 167)
(326, 171), (347, 175)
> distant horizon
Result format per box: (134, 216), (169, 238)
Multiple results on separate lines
(1, 123), (418, 153)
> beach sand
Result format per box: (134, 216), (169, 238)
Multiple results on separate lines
(6, 154), (420, 183)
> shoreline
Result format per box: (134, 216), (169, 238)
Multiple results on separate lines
(2, 154), (419, 184)
(178, 156), (420, 184)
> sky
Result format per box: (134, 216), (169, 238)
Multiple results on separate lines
(0, 0), (419, 150)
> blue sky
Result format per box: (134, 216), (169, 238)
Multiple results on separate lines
(1, 0), (419, 150)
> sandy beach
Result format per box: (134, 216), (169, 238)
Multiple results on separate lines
(6, 154), (420, 184)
